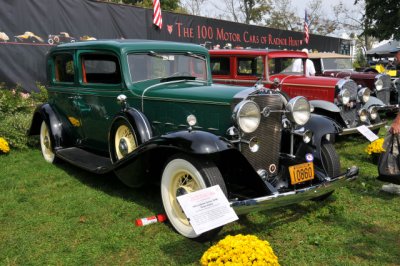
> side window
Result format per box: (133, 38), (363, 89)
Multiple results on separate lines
(54, 54), (74, 83)
(210, 57), (230, 75)
(81, 54), (121, 84)
(237, 57), (262, 76)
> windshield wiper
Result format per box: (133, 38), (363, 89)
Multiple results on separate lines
(148, 51), (168, 60)
(185, 52), (205, 61)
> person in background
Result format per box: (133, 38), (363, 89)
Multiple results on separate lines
(380, 115), (400, 194)
(390, 112), (400, 134)
(302, 48), (316, 76)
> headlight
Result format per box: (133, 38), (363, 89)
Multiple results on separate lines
(233, 100), (261, 133)
(368, 106), (378, 120)
(338, 89), (350, 105)
(358, 108), (368, 122)
(375, 78), (383, 91)
(286, 96), (311, 126)
(358, 87), (370, 103)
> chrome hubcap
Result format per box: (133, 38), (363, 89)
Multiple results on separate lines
(118, 138), (129, 156)
(44, 136), (50, 149)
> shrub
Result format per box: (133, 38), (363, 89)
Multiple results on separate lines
(0, 83), (47, 149)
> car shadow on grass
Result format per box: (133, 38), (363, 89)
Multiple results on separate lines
(54, 160), (165, 214)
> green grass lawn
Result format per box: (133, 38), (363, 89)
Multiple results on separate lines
(1, 134), (400, 265)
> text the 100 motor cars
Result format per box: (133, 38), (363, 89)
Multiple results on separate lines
(29, 40), (358, 240)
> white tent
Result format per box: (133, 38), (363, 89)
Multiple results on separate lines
(366, 40), (400, 56)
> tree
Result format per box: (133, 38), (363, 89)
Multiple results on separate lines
(264, 0), (301, 31)
(361, 0), (400, 40)
(100, 0), (181, 11)
(306, 0), (338, 35)
(213, 0), (271, 24)
(333, 1), (377, 55)
(181, 0), (208, 16)
(241, 0), (272, 24)
(135, 0), (181, 11)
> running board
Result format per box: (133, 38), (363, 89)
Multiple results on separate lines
(56, 147), (113, 174)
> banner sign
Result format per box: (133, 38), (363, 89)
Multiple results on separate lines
(0, 0), (348, 91)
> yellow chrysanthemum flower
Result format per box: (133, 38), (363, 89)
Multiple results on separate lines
(365, 138), (385, 155)
(200, 234), (280, 266)
(0, 137), (10, 154)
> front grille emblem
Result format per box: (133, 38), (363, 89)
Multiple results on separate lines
(262, 107), (270, 117)
(269, 164), (277, 174)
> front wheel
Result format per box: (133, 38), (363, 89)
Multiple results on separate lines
(321, 140), (341, 177)
(40, 121), (56, 163)
(161, 154), (227, 240)
(313, 140), (341, 201)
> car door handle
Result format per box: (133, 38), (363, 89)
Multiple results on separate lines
(68, 96), (82, 100)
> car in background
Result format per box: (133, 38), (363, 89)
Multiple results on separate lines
(14, 31), (44, 43)
(28, 40), (358, 240)
(47, 32), (76, 45)
(0, 32), (9, 42)
(209, 49), (386, 136)
(308, 52), (398, 111)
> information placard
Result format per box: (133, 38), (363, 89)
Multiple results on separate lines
(177, 185), (238, 235)
(357, 125), (379, 142)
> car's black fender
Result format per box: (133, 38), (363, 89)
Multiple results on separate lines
(28, 103), (68, 148)
(109, 107), (153, 146)
(296, 114), (341, 168)
(112, 130), (270, 195)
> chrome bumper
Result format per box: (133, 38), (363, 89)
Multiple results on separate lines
(377, 104), (399, 112)
(339, 120), (387, 136)
(230, 166), (358, 215)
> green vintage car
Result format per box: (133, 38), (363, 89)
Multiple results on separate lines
(29, 40), (358, 240)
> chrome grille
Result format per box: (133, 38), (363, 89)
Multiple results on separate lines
(342, 80), (358, 100)
(377, 74), (391, 104)
(376, 90), (390, 105)
(340, 107), (358, 128)
(241, 93), (283, 175)
(381, 74), (391, 89)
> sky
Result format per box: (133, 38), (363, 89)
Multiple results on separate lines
(292, 0), (344, 17)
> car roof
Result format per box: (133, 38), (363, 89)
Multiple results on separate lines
(52, 39), (208, 54)
(208, 49), (308, 58)
(308, 52), (352, 59)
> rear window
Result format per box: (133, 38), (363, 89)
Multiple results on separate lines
(53, 54), (74, 83)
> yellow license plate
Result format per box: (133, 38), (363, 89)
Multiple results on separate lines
(289, 162), (314, 185)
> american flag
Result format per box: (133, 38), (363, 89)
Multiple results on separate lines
(153, 0), (162, 29)
(304, 10), (309, 44)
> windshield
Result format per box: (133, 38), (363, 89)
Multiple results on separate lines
(322, 58), (353, 70)
(268, 58), (304, 75)
(128, 52), (208, 82)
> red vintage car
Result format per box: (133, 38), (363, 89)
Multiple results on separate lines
(308, 52), (398, 111)
(209, 49), (386, 135)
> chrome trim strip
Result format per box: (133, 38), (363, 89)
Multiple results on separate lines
(230, 167), (358, 215)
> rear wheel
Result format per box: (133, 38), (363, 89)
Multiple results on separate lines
(110, 118), (138, 163)
(40, 121), (56, 163)
(161, 154), (227, 240)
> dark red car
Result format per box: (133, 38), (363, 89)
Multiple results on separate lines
(308, 52), (398, 111)
(209, 49), (386, 135)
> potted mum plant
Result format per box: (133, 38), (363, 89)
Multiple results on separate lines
(365, 138), (385, 164)
(200, 234), (280, 265)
